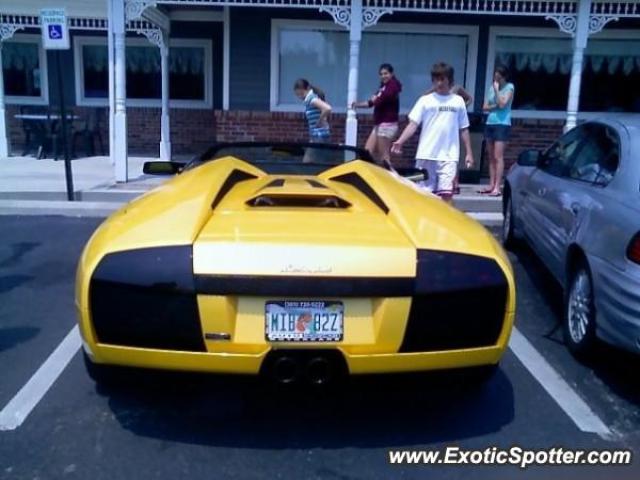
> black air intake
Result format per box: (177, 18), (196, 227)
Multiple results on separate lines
(211, 169), (258, 209)
(247, 194), (351, 209)
(89, 246), (205, 352)
(329, 172), (389, 213)
(399, 250), (508, 352)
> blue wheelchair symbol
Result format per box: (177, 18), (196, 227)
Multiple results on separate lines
(48, 25), (63, 40)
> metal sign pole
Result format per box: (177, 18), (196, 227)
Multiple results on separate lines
(55, 50), (74, 201)
(41, 7), (73, 201)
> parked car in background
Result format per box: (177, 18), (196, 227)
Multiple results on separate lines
(503, 118), (640, 357)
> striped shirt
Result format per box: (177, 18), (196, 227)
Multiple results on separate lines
(304, 90), (330, 138)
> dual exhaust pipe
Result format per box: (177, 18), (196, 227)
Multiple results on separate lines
(268, 353), (340, 386)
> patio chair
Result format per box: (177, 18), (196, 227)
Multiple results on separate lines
(72, 108), (106, 157)
(19, 106), (48, 157)
(45, 108), (76, 160)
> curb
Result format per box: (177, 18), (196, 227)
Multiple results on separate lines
(467, 212), (503, 227)
(0, 200), (122, 218)
(0, 190), (145, 203)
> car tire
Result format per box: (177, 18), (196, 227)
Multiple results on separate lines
(563, 263), (597, 358)
(502, 194), (517, 249)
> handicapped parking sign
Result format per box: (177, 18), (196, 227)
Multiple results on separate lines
(40, 8), (69, 50)
(48, 25), (63, 40)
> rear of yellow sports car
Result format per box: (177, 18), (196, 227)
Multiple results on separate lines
(76, 157), (515, 384)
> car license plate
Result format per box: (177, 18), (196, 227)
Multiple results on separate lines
(265, 300), (343, 342)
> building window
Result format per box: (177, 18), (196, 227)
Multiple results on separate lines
(488, 28), (640, 115)
(1, 35), (48, 105)
(74, 37), (212, 108)
(272, 20), (478, 111)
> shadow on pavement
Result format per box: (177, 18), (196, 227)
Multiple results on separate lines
(0, 242), (40, 268)
(510, 243), (564, 321)
(0, 274), (34, 294)
(581, 343), (640, 408)
(510, 242), (640, 409)
(97, 368), (515, 449)
(0, 326), (40, 352)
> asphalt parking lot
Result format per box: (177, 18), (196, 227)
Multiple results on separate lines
(1, 215), (639, 480)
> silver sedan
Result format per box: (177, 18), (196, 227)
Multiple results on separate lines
(503, 117), (640, 356)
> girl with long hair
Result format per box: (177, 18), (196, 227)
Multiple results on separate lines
(351, 63), (402, 164)
(481, 65), (515, 196)
(293, 78), (332, 143)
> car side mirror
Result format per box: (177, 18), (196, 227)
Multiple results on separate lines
(143, 161), (185, 175)
(517, 149), (540, 167)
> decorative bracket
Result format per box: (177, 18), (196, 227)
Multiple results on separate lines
(362, 8), (393, 28)
(132, 25), (165, 50)
(545, 14), (578, 35)
(320, 6), (393, 30)
(125, 0), (158, 22)
(0, 23), (24, 42)
(546, 13), (620, 36)
(319, 6), (351, 29)
(588, 15), (619, 35)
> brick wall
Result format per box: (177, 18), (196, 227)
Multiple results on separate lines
(127, 108), (216, 155)
(5, 105), (215, 157)
(6, 106), (564, 170)
(214, 111), (565, 169)
(213, 111), (420, 166)
(505, 118), (565, 168)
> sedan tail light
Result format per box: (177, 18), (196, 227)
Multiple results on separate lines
(627, 233), (640, 264)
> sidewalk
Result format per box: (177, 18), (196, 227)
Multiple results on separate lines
(0, 155), (163, 216)
(0, 155), (503, 225)
(0, 155), (163, 195)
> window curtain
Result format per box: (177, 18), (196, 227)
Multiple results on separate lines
(2, 41), (41, 96)
(1, 42), (39, 71)
(82, 44), (204, 74)
(496, 36), (640, 76)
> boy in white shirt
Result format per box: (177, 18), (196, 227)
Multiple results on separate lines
(391, 62), (474, 203)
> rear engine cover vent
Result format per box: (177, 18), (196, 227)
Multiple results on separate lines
(329, 172), (389, 214)
(265, 178), (285, 187)
(247, 194), (351, 209)
(307, 179), (328, 189)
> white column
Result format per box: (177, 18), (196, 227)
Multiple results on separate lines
(107, 0), (115, 165)
(565, 0), (592, 132)
(112, 0), (128, 182)
(0, 45), (8, 158)
(345, 0), (362, 146)
(159, 35), (171, 160)
(222, 6), (230, 111)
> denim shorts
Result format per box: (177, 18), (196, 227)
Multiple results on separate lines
(484, 124), (511, 142)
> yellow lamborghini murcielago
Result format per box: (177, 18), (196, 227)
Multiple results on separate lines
(76, 142), (515, 385)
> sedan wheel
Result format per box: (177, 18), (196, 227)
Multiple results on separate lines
(563, 266), (597, 357)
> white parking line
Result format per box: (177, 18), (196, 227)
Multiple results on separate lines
(0, 323), (613, 439)
(0, 325), (81, 431)
(509, 327), (613, 439)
